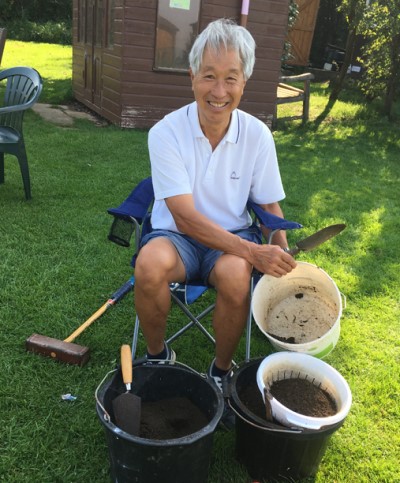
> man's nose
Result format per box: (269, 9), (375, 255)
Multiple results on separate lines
(211, 79), (227, 97)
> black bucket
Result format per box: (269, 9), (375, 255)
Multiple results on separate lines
(96, 362), (224, 483)
(229, 358), (344, 481)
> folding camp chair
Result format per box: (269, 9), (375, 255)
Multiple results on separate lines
(107, 177), (302, 362)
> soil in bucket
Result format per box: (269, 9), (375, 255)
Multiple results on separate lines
(270, 378), (337, 417)
(140, 396), (209, 439)
(96, 363), (224, 483)
(240, 378), (336, 421)
(231, 359), (344, 481)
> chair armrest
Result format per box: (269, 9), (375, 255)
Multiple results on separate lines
(107, 177), (154, 247)
(0, 103), (33, 115)
(107, 177), (154, 224)
(247, 200), (302, 231)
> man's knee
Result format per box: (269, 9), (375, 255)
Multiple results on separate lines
(212, 256), (252, 296)
(135, 238), (184, 286)
(135, 243), (166, 284)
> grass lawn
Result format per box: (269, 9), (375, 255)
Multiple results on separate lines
(1, 40), (73, 104)
(1, 41), (399, 482)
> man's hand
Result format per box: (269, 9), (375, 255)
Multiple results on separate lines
(165, 194), (296, 277)
(250, 243), (296, 277)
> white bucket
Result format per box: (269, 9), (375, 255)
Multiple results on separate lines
(252, 262), (343, 358)
(256, 352), (352, 430)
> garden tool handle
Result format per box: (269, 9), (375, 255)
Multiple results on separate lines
(121, 344), (133, 390)
(64, 302), (109, 343)
(285, 247), (300, 256)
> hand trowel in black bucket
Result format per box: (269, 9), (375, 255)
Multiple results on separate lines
(113, 344), (141, 435)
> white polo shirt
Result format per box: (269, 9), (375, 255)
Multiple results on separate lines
(148, 102), (285, 232)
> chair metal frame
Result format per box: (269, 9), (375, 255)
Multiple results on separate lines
(0, 67), (43, 199)
(107, 177), (302, 362)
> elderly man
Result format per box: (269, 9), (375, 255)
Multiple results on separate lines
(134, 19), (296, 391)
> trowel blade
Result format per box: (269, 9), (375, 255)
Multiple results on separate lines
(290, 224), (346, 255)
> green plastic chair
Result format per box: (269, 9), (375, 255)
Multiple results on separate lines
(0, 67), (43, 199)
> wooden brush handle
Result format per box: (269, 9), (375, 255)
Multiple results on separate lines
(64, 302), (109, 343)
(121, 344), (133, 389)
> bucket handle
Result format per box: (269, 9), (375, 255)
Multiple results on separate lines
(95, 368), (117, 423)
(340, 291), (347, 310)
(226, 398), (303, 434)
(94, 360), (208, 423)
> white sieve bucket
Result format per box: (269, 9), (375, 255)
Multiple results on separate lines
(256, 352), (352, 430)
(252, 262), (343, 359)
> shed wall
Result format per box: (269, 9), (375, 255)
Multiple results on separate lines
(73, 0), (290, 128)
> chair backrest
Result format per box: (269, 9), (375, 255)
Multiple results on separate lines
(0, 67), (43, 132)
(0, 28), (6, 66)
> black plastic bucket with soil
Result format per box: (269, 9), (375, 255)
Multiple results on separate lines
(229, 358), (344, 481)
(96, 362), (224, 483)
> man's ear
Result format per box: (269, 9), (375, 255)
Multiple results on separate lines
(189, 69), (195, 92)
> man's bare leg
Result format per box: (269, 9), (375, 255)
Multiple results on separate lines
(134, 237), (186, 356)
(208, 254), (252, 371)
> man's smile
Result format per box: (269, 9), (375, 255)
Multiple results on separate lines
(207, 101), (229, 108)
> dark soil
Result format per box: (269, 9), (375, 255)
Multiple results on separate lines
(239, 379), (337, 422)
(139, 396), (209, 440)
(268, 333), (296, 343)
(67, 100), (109, 126)
(239, 382), (269, 420)
(270, 378), (337, 417)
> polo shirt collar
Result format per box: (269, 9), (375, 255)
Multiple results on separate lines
(188, 102), (240, 144)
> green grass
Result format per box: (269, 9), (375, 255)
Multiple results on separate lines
(2, 40), (73, 104)
(1, 42), (400, 482)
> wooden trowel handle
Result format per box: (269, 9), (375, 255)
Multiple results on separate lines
(121, 344), (133, 389)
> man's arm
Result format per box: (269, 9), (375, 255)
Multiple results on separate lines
(165, 194), (296, 277)
(258, 202), (290, 249)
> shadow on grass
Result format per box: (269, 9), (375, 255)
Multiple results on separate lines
(40, 77), (73, 104)
(312, 98), (337, 131)
(277, 115), (400, 302)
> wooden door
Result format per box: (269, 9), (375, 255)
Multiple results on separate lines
(92, 0), (103, 106)
(82, 0), (103, 106)
(287, 0), (320, 66)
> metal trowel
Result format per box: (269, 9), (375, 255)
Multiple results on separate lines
(287, 224), (346, 256)
(113, 344), (141, 435)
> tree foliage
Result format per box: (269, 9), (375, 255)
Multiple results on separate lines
(282, 0), (300, 63)
(0, 0), (72, 23)
(326, 0), (400, 120)
(358, 0), (400, 119)
(329, 0), (368, 101)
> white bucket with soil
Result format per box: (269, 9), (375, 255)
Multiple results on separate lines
(256, 352), (352, 430)
(252, 262), (343, 358)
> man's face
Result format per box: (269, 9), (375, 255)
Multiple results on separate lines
(190, 47), (246, 133)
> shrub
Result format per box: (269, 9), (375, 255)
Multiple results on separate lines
(5, 19), (72, 45)
(0, 0), (72, 24)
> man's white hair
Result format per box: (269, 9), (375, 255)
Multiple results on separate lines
(189, 18), (256, 81)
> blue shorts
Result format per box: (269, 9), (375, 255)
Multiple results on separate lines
(140, 224), (262, 286)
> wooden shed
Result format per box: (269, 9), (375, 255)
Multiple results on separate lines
(72, 0), (290, 128)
